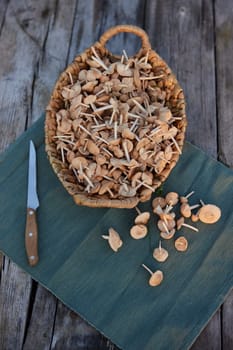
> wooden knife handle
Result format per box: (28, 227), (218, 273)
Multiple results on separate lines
(25, 208), (39, 266)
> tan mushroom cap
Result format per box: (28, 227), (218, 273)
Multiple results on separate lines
(152, 197), (166, 209)
(135, 212), (150, 225)
(102, 227), (123, 252)
(175, 236), (188, 252)
(176, 217), (185, 230)
(130, 224), (148, 239)
(160, 228), (175, 240)
(180, 203), (191, 218)
(191, 213), (199, 222)
(198, 204), (221, 224)
(153, 247), (169, 262)
(165, 192), (179, 206)
(149, 270), (164, 287)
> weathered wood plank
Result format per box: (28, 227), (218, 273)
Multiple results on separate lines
(222, 289), (233, 350)
(215, 0), (233, 167)
(0, 259), (32, 349)
(23, 285), (57, 350)
(215, 2), (233, 349)
(145, 0), (217, 158)
(145, 1), (222, 349)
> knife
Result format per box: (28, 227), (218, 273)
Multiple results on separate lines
(25, 140), (39, 266)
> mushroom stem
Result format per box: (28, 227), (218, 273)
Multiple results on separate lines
(159, 240), (162, 251)
(142, 264), (153, 275)
(162, 222), (170, 234)
(189, 204), (200, 210)
(122, 141), (131, 162)
(200, 199), (205, 206)
(135, 207), (141, 215)
(114, 121), (118, 140)
(182, 223), (199, 232)
(102, 235), (109, 240)
(171, 136), (182, 154)
(185, 191), (195, 199)
(132, 99), (148, 114)
(122, 49), (128, 61)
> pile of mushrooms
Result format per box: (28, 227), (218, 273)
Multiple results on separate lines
(53, 47), (184, 203)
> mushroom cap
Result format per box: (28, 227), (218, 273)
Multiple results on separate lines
(198, 204), (221, 224)
(175, 236), (188, 252)
(160, 229), (175, 240)
(153, 247), (169, 262)
(130, 224), (148, 239)
(191, 214), (199, 222)
(180, 203), (191, 218)
(108, 228), (123, 252)
(152, 197), (166, 209)
(135, 212), (150, 225)
(157, 220), (169, 232)
(119, 184), (137, 197)
(165, 192), (179, 206)
(176, 217), (185, 230)
(149, 270), (164, 287)
(180, 196), (188, 204)
(153, 204), (164, 216)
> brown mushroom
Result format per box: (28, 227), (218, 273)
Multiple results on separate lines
(180, 191), (195, 204)
(180, 203), (200, 218)
(176, 217), (199, 232)
(134, 208), (150, 225)
(102, 228), (123, 252)
(152, 197), (166, 209)
(191, 214), (199, 222)
(153, 241), (169, 262)
(160, 228), (175, 240)
(119, 184), (136, 198)
(198, 204), (221, 224)
(165, 192), (179, 206)
(175, 236), (188, 252)
(130, 224), (148, 239)
(142, 264), (163, 287)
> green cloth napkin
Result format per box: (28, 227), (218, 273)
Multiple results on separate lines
(0, 115), (233, 350)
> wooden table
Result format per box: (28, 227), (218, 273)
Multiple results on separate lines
(0, 1), (232, 349)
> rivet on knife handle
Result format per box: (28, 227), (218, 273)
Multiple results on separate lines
(25, 208), (39, 266)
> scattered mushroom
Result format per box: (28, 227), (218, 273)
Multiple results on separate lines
(180, 191), (195, 203)
(142, 264), (163, 287)
(176, 217), (199, 232)
(160, 228), (176, 240)
(134, 207), (150, 225)
(152, 197), (166, 209)
(180, 202), (200, 218)
(198, 204), (221, 224)
(130, 224), (148, 239)
(153, 241), (169, 262)
(165, 192), (179, 206)
(102, 227), (123, 252)
(175, 236), (188, 252)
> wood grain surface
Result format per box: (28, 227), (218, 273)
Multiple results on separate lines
(0, 0), (232, 349)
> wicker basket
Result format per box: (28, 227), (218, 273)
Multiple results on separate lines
(45, 25), (187, 208)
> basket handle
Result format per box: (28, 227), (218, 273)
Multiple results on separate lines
(99, 25), (151, 51)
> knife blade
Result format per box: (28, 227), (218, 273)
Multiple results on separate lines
(25, 140), (39, 266)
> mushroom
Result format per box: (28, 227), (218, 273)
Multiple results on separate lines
(165, 192), (179, 206)
(142, 264), (163, 287)
(152, 197), (166, 209)
(86, 140), (100, 156)
(175, 236), (188, 252)
(180, 191), (195, 203)
(71, 156), (88, 169)
(116, 63), (132, 77)
(176, 217), (199, 232)
(102, 227), (123, 252)
(160, 228), (175, 240)
(130, 224), (148, 239)
(198, 204), (221, 224)
(191, 214), (199, 222)
(180, 203), (200, 218)
(153, 241), (169, 262)
(119, 184), (136, 197)
(134, 207), (150, 225)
